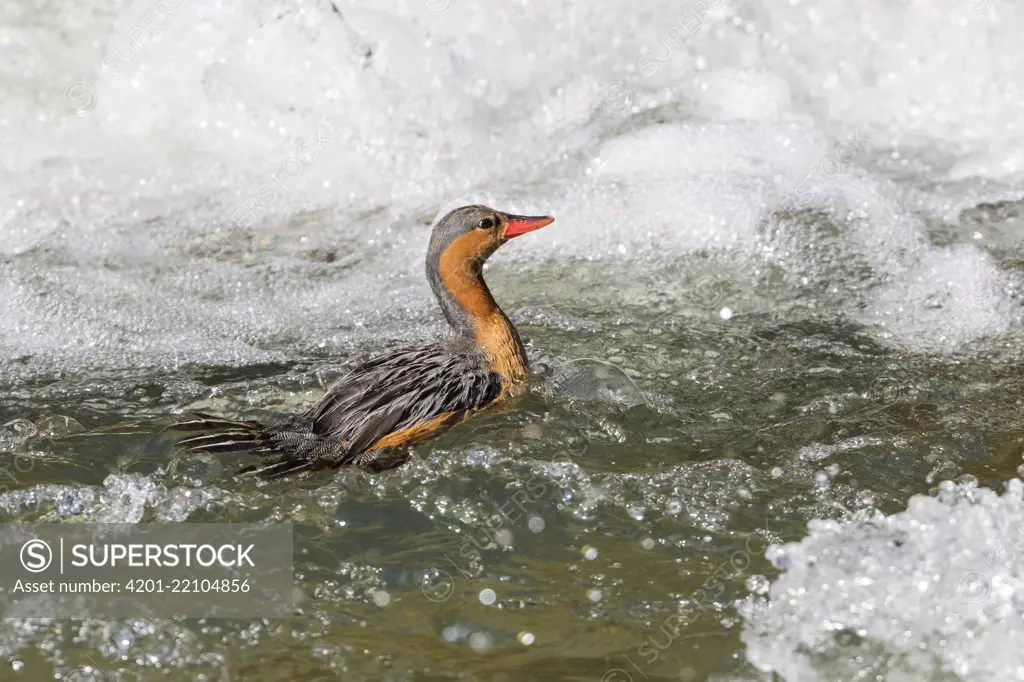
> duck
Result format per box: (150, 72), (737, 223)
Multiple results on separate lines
(172, 205), (555, 480)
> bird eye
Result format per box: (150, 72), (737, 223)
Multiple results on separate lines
(477, 217), (496, 230)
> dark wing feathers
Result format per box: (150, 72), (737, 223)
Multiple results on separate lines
(173, 343), (506, 479)
(303, 343), (503, 463)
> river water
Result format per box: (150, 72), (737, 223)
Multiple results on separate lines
(2, 0), (1024, 680)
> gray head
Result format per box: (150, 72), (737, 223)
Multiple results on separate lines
(425, 204), (554, 334)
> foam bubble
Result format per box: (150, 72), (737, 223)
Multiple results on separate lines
(2, 1), (1024, 376)
(741, 478), (1024, 680)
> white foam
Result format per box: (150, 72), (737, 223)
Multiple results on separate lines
(741, 478), (1024, 681)
(2, 0), (1024, 368)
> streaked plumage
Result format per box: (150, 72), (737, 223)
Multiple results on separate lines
(171, 205), (554, 481)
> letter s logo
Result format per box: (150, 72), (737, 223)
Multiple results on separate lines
(21, 539), (52, 573)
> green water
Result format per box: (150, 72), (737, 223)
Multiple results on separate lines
(2, 242), (1024, 681)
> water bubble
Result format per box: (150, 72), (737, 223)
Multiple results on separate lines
(528, 516), (545, 532)
(746, 574), (770, 595)
(517, 631), (535, 646)
(36, 415), (86, 439)
(587, 588), (602, 602)
(114, 627), (135, 651)
(442, 624), (467, 643)
(372, 589), (391, 607)
(64, 666), (104, 682)
(641, 538), (656, 550)
(719, 307), (733, 320)
(766, 546), (790, 571)
(468, 632), (493, 653)
(582, 545), (598, 560)
(0, 419), (37, 452)
(479, 588), (496, 606)
(556, 358), (648, 408)
(494, 528), (513, 547)
(957, 474), (979, 489)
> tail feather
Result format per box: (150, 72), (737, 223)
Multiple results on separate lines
(172, 412), (264, 432)
(175, 434), (266, 454)
(170, 413), (269, 455)
(238, 458), (317, 481)
(169, 413), (322, 482)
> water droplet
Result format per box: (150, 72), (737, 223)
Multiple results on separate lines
(719, 307), (733, 320)
(746, 574), (770, 595)
(517, 631), (535, 646)
(468, 632), (493, 653)
(114, 627), (135, 651)
(441, 624), (467, 642)
(582, 546), (598, 560)
(372, 589), (391, 607)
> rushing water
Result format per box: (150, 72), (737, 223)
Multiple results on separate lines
(3, 0), (1024, 680)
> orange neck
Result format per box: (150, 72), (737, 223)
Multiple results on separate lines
(435, 237), (528, 383)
